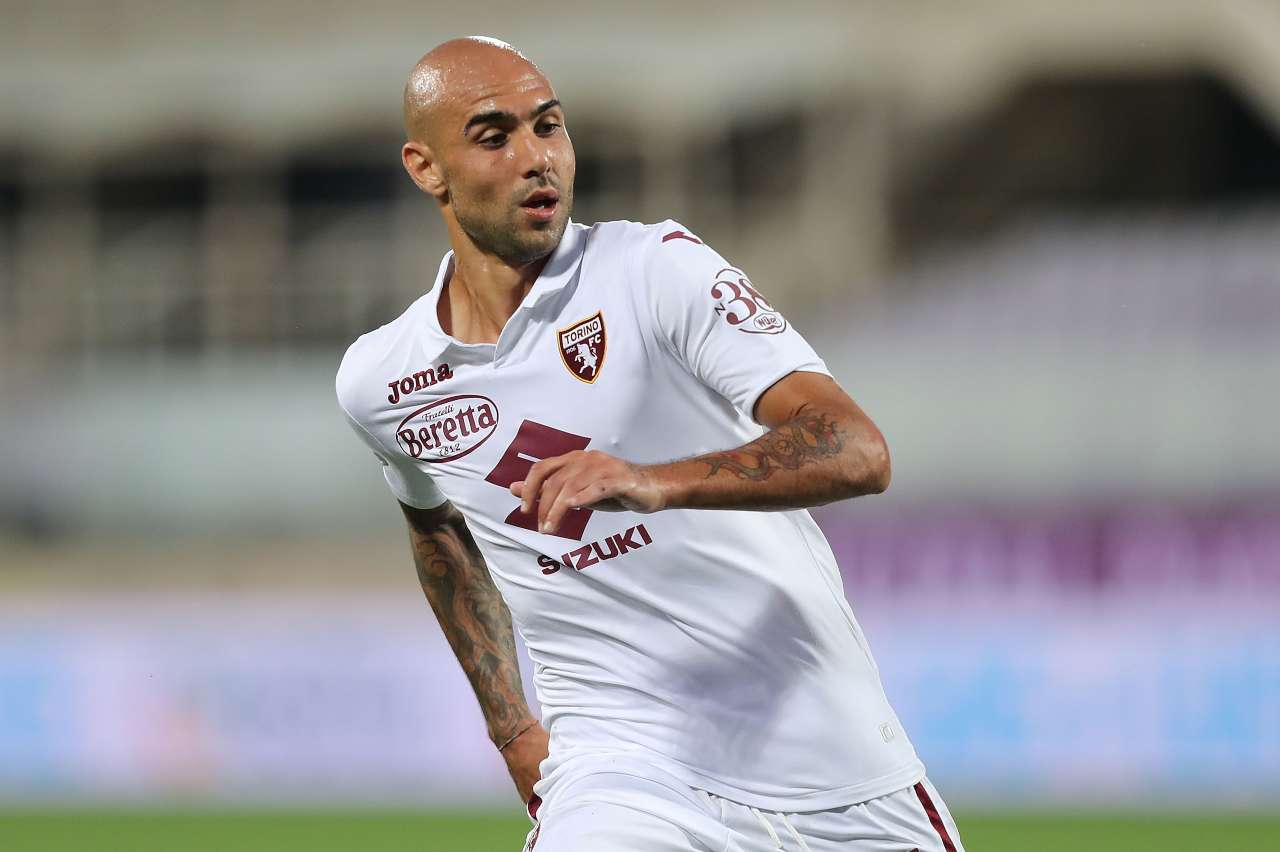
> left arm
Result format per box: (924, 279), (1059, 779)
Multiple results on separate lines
(511, 371), (890, 533)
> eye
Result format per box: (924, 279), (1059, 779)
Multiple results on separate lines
(479, 132), (507, 148)
(536, 120), (562, 136)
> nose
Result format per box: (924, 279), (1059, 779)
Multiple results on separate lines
(517, 129), (552, 180)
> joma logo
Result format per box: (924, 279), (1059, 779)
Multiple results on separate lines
(387, 363), (454, 404)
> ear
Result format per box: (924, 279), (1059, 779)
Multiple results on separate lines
(402, 141), (447, 200)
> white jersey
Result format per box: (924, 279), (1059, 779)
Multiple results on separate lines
(336, 220), (924, 810)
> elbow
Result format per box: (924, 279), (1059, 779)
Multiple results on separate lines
(859, 434), (892, 496)
(870, 437), (890, 491)
(828, 434), (891, 501)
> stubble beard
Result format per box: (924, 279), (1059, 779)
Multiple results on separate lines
(454, 187), (573, 266)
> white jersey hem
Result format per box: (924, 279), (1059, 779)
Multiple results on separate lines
(644, 756), (928, 813)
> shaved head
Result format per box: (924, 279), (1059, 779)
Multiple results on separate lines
(399, 37), (575, 266)
(403, 37), (546, 144)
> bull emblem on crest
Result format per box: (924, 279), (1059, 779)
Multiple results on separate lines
(557, 312), (607, 384)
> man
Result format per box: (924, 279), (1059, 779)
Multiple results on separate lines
(337, 36), (964, 852)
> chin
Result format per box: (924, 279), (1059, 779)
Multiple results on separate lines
(505, 231), (561, 265)
(523, 213), (569, 251)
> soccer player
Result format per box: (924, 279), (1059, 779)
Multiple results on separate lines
(337, 37), (964, 852)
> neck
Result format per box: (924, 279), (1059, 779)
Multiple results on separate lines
(439, 215), (553, 345)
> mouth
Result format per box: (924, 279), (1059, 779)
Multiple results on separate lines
(520, 188), (560, 222)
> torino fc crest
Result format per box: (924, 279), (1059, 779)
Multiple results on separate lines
(557, 311), (607, 383)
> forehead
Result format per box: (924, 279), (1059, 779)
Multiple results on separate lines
(444, 63), (556, 124)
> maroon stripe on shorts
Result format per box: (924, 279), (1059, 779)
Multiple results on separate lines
(913, 782), (958, 852)
(527, 793), (542, 821)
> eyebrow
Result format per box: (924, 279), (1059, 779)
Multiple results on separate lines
(463, 99), (562, 135)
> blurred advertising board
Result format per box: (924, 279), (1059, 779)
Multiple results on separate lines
(1, 506), (1276, 806)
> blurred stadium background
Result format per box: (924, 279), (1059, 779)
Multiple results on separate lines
(1, 1), (1278, 849)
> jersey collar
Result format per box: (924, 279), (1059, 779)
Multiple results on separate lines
(423, 221), (588, 350)
(524, 220), (588, 308)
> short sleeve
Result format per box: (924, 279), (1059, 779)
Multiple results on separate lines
(340, 408), (448, 510)
(640, 222), (832, 419)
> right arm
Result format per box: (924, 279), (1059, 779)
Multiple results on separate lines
(400, 499), (548, 803)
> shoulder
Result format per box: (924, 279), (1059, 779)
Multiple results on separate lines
(584, 218), (720, 287)
(335, 291), (439, 421)
(584, 217), (704, 254)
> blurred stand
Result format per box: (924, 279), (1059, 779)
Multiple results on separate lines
(1, 1), (1277, 807)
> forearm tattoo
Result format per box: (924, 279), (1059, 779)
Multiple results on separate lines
(700, 407), (847, 481)
(404, 504), (531, 746)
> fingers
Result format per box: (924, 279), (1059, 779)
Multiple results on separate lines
(513, 454), (574, 515)
(544, 479), (621, 534)
(511, 451), (647, 535)
(536, 468), (574, 534)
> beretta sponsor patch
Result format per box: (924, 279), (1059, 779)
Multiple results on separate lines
(557, 311), (607, 384)
(396, 394), (499, 462)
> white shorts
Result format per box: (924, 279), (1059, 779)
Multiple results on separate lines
(523, 759), (964, 852)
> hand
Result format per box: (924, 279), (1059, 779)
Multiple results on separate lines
(501, 721), (550, 804)
(510, 450), (666, 535)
